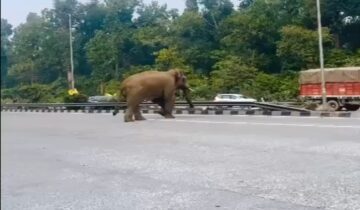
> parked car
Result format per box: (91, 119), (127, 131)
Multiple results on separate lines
(88, 95), (115, 103)
(213, 94), (257, 102)
(87, 95), (117, 110)
(208, 93), (258, 111)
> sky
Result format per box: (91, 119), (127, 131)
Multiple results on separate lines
(1, 0), (189, 27)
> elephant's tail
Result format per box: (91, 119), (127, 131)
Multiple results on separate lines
(113, 84), (127, 117)
(119, 85), (127, 100)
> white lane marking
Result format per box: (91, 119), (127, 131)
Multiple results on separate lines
(153, 119), (360, 129)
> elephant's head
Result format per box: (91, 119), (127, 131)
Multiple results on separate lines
(168, 69), (194, 108)
(167, 68), (190, 90)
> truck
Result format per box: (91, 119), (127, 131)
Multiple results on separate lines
(299, 66), (360, 111)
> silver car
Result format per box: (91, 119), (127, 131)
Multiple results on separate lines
(214, 94), (257, 102)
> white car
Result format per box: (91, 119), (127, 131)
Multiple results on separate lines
(213, 94), (257, 102)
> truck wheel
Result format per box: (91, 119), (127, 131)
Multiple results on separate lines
(344, 104), (360, 111)
(327, 100), (340, 111)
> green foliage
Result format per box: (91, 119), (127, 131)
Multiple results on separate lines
(85, 30), (119, 82)
(185, 0), (199, 13)
(1, 78), (74, 103)
(74, 76), (99, 96)
(104, 79), (121, 95)
(63, 93), (88, 103)
(186, 76), (212, 100)
(154, 47), (186, 70)
(277, 25), (334, 71)
(7, 59), (35, 85)
(344, 49), (360, 66)
(251, 72), (299, 101)
(220, 0), (286, 72)
(1, 84), (55, 103)
(1, 0), (359, 103)
(325, 49), (352, 67)
(210, 56), (259, 95)
(168, 11), (215, 73)
(1, 18), (12, 88)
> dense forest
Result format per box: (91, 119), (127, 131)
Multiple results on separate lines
(1, 0), (360, 103)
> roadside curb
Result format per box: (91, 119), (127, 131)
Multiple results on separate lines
(1, 107), (356, 118)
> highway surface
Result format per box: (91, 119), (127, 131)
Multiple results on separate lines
(1, 112), (360, 210)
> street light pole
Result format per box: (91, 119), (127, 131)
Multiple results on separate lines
(68, 14), (75, 90)
(316, 0), (327, 106)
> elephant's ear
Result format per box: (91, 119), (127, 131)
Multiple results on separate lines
(174, 70), (182, 83)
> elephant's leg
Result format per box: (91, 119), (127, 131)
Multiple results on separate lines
(124, 107), (134, 122)
(124, 98), (139, 122)
(163, 94), (176, 119)
(152, 97), (166, 116)
(134, 105), (146, 121)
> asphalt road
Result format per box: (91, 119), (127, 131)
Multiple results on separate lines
(1, 112), (360, 210)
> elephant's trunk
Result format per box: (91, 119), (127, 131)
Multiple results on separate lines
(181, 86), (194, 108)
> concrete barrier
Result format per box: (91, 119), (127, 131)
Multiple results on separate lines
(1, 107), (355, 118)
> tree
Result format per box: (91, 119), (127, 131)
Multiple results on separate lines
(219, 0), (285, 72)
(154, 47), (186, 70)
(104, 0), (140, 27)
(8, 59), (35, 85)
(320, 0), (360, 49)
(1, 18), (13, 87)
(134, 1), (171, 28)
(298, 0), (360, 49)
(10, 13), (45, 85)
(185, 0), (199, 13)
(52, 0), (80, 28)
(2, 0), (360, 103)
(168, 11), (214, 73)
(74, 0), (107, 75)
(210, 55), (259, 94)
(277, 25), (334, 71)
(86, 31), (120, 83)
(131, 1), (173, 66)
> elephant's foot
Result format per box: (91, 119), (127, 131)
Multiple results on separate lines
(163, 114), (175, 119)
(156, 110), (166, 116)
(124, 115), (134, 122)
(134, 114), (146, 121)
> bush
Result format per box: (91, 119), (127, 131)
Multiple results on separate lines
(75, 76), (99, 96)
(18, 84), (54, 102)
(250, 72), (299, 101)
(63, 93), (88, 103)
(104, 80), (121, 95)
(1, 84), (54, 103)
(0, 79), (91, 103)
(1, 88), (18, 101)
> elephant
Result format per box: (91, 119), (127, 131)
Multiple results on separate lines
(114, 69), (194, 122)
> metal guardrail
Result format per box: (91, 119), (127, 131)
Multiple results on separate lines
(1, 101), (309, 112)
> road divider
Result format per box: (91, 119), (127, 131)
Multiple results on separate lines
(1, 105), (354, 118)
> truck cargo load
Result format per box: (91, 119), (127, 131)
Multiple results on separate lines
(300, 66), (359, 83)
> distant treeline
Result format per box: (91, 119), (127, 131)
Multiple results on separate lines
(1, 0), (359, 103)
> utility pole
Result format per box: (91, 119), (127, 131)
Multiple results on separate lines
(68, 14), (75, 90)
(316, 0), (327, 106)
